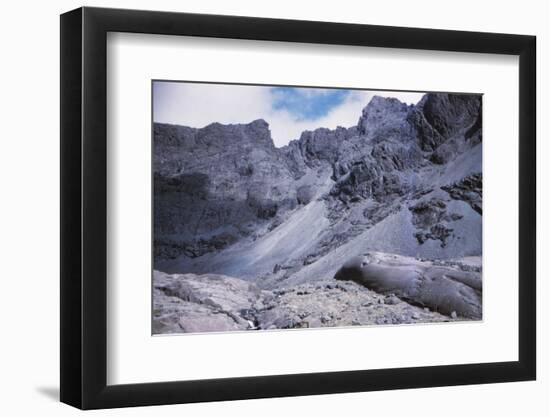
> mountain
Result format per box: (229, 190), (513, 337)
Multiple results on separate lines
(154, 92), (481, 280)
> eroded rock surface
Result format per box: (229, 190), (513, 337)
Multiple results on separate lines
(153, 270), (452, 334)
(442, 173), (482, 214)
(256, 279), (450, 329)
(334, 252), (482, 319)
(153, 270), (265, 333)
(408, 198), (464, 247)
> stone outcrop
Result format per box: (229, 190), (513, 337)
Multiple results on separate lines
(442, 173), (482, 214)
(334, 252), (482, 319)
(153, 270), (265, 333)
(408, 198), (464, 247)
(153, 270), (452, 334)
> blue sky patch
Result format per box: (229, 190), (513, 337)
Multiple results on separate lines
(270, 87), (350, 121)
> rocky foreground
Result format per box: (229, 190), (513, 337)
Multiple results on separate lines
(153, 252), (481, 334)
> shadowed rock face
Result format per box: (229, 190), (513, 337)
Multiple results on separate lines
(334, 252), (481, 319)
(411, 93), (482, 152)
(154, 119), (300, 259)
(442, 173), (482, 214)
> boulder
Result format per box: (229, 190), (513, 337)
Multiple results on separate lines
(334, 252), (482, 319)
(153, 271), (264, 333)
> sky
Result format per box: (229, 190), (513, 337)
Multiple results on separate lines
(153, 81), (425, 147)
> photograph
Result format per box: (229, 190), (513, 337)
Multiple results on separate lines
(1, 0), (542, 413)
(152, 81), (483, 334)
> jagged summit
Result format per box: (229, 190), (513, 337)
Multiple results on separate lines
(360, 95), (410, 116)
(194, 118), (274, 147)
(357, 95), (412, 141)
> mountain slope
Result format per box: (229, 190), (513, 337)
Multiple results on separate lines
(154, 92), (482, 290)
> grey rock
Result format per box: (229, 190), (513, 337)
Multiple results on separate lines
(334, 252), (482, 319)
(153, 271), (452, 334)
(409, 198), (464, 247)
(153, 119), (299, 262)
(411, 93), (482, 152)
(254, 279), (449, 329)
(385, 295), (401, 305)
(296, 185), (316, 205)
(153, 271), (263, 333)
(442, 173), (482, 214)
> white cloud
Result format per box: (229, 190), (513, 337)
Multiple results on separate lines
(153, 82), (424, 147)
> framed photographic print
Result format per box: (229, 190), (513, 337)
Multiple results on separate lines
(60, 6), (536, 409)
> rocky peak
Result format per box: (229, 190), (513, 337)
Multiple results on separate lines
(419, 94), (480, 136)
(357, 96), (410, 136)
(153, 123), (198, 147)
(196, 119), (275, 149)
(287, 126), (353, 165)
(243, 119), (273, 145)
(411, 93), (482, 152)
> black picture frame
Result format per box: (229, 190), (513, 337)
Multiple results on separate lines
(60, 6), (536, 410)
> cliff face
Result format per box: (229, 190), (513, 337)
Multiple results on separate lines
(154, 92), (482, 289)
(153, 119), (299, 259)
